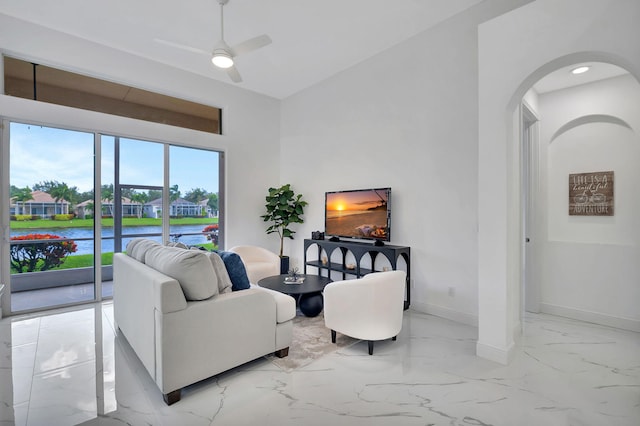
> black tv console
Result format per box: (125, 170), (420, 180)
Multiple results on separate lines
(303, 239), (411, 310)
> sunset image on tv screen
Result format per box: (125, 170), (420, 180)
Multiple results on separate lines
(325, 189), (389, 240)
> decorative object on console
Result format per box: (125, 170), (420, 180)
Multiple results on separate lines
(261, 183), (308, 273)
(324, 188), (391, 243)
(311, 231), (324, 240)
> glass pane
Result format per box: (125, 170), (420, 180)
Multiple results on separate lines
(119, 186), (163, 242)
(9, 122), (95, 312)
(119, 138), (163, 186)
(169, 146), (220, 249)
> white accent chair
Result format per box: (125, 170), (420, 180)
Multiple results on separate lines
(323, 270), (406, 355)
(229, 245), (281, 283)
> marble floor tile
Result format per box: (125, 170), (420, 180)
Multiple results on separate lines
(0, 303), (638, 426)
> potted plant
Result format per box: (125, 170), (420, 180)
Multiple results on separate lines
(261, 184), (308, 273)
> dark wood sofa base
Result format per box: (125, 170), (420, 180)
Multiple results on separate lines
(162, 347), (290, 405)
(274, 347), (289, 358)
(163, 389), (182, 405)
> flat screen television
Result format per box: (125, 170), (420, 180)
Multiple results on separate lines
(324, 188), (391, 242)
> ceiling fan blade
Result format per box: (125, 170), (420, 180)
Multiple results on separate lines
(231, 34), (272, 56)
(154, 38), (209, 56)
(226, 66), (242, 83)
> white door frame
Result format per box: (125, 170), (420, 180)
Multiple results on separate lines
(521, 101), (541, 314)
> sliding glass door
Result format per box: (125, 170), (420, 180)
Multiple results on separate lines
(168, 145), (221, 250)
(2, 120), (223, 315)
(8, 122), (96, 312)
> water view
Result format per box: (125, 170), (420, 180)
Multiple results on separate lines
(10, 224), (212, 256)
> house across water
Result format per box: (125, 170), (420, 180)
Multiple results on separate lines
(10, 190), (69, 218)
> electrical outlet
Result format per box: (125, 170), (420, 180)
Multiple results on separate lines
(410, 279), (415, 289)
(448, 286), (455, 297)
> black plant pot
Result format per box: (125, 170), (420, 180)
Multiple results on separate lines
(280, 256), (290, 274)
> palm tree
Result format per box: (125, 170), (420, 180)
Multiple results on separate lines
(169, 185), (180, 203)
(48, 182), (72, 215)
(102, 184), (114, 216)
(185, 188), (208, 203)
(129, 192), (149, 219)
(85, 201), (95, 218)
(185, 188), (208, 216)
(207, 193), (219, 217)
(11, 186), (33, 215)
(169, 185), (181, 216)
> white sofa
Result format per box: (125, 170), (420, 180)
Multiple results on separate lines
(113, 241), (296, 405)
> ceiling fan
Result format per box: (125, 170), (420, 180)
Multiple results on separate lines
(156, 0), (271, 83)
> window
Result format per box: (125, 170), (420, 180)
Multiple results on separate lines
(3, 56), (221, 134)
(3, 120), (223, 314)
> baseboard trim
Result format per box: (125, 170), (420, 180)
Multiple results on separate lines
(539, 303), (640, 332)
(411, 301), (478, 327)
(476, 340), (515, 365)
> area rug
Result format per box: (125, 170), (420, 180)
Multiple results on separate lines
(266, 312), (359, 372)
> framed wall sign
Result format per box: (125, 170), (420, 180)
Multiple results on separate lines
(569, 171), (614, 216)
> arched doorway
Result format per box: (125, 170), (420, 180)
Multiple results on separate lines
(477, 0), (640, 364)
(518, 62), (640, 333)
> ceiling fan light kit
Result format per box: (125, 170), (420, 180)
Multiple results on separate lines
(156, 0), (271, 83)
(212, 49), (234, 68)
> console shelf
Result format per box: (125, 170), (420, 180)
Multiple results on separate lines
(303, 239), (411, 309)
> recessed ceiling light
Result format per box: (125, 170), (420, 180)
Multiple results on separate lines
(571, 66), (590, 75)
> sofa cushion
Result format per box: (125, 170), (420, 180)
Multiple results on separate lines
(126, 238), (160, 263)
(217, 251), (251, 291)
(144, 245), (219, 301)
(251, 285), (296, 323)
(206, 252), (233, 294)
(166, 241), (189, 249)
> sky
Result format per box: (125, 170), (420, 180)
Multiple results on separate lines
(10, 122), (219, 196)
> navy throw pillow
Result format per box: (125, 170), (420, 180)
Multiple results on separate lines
(217, 251), (251, 291)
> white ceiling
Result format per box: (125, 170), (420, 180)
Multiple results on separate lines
(0, 0), (486, 99)
(1, 1), (630, 100)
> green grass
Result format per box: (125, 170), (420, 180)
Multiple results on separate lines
(57, 252), (115, 268)
(10, 217), (217, 230)
(9, 242), (217, 274)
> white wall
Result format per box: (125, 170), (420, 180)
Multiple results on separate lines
(478, 0), (640, 363)
(280, 0), (531, 326)
(540, 75), (640, 330)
